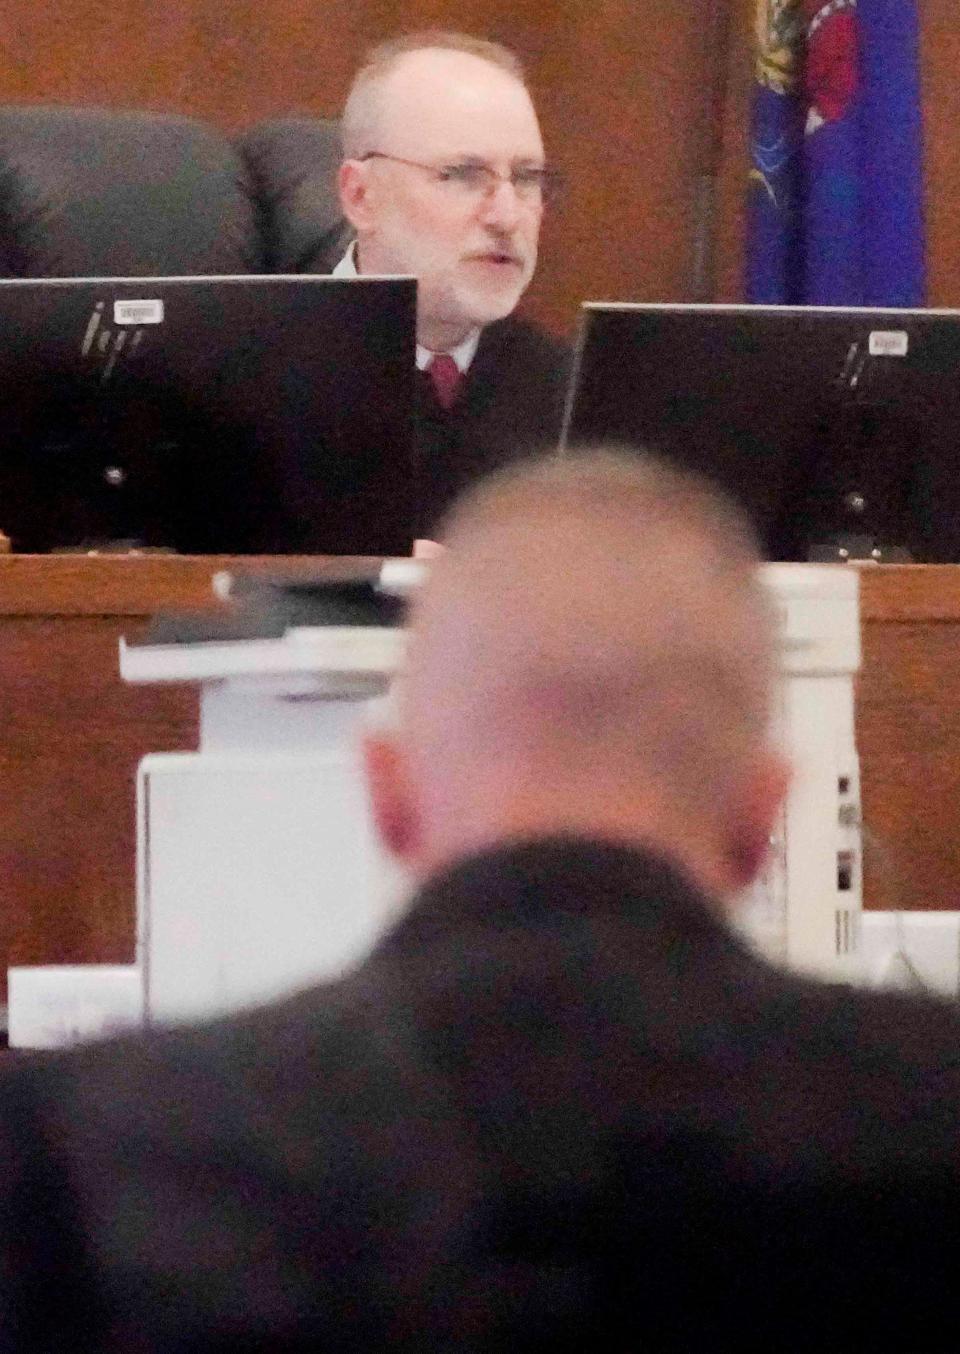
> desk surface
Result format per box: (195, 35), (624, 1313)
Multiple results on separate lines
(0, 553), (382, 614)
(1, 551), (955, 611)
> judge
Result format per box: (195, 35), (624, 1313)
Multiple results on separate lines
(334, 31), (571, 529)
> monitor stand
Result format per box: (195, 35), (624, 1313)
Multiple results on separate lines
(807, 534), (914, 564)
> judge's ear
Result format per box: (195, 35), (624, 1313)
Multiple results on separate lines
(361, 732), (421, 863)
(339, 160), (375, 232)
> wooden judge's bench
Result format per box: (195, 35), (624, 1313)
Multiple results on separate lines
(2, 555), (960, 1008)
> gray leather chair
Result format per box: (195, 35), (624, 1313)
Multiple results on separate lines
(0, 106), (259, 276)
(236, 116), (351, 275)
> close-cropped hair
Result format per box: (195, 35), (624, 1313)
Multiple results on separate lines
(341, 30), (528, 158)
(416, 445), (778, 810)
(438, 445), (763, 568)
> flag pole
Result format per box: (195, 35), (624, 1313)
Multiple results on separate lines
(691, 0), (735, 301)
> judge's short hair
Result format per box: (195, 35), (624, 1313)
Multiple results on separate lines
(341, 31), (528, 158)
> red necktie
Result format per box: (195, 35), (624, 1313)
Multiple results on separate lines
(426, 353), (462, 410)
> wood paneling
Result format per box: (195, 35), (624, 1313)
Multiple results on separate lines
(0, 554), (334, 1005)
(859, 568), (960, 911)
(0, 2), (372, 126)
(714, 0), (754, 302)
(1, 617), (194, 977)
(514, 1), (715, 330)
(919, 0), (960, 306)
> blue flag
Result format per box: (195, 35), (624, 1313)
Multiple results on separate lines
(746, 0), (924, 306)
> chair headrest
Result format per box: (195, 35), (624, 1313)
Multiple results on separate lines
(236, 116), (351, 274)
(0, 106), (259, 276)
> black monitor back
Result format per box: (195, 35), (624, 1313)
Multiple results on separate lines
(563, 303), (960, 562)
(0, 275), (416, 555)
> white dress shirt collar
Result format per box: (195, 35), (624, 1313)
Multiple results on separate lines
(332, 242), (480, 373)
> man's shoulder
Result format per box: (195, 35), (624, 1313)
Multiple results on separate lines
(0, 986), (474, 1351)
(0, 983), (419, 1177)
(374, 836), (725, 967)
(381, 834), (960, 1067)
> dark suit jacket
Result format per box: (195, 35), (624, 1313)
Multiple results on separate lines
(4, 837), (960, 1350)
(414, 315), (572, 533)
(181, 311), (570, 555)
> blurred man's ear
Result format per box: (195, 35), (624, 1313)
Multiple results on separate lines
(338, 161), (374, 232)
(362, 733), (421, 863)
(722, 750), (791, 893)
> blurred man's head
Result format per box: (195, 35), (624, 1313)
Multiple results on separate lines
(365, 448), (788, 908)
(339, 32), (547, 351)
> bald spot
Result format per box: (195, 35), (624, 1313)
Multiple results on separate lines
(344, 47), (543, 163)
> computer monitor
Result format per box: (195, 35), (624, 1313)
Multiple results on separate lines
(0, 274), (416, 555)
(562, 302), (960, 562)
